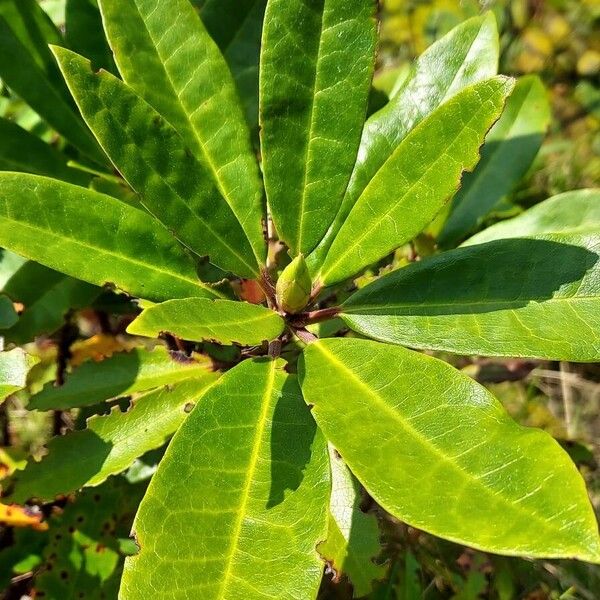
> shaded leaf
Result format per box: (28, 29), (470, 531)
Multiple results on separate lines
(319, 76), (513, 285)
(128, 298), (285, 345)
(260, 0), (377, 255)
(300, 338), (600, 561)
(0, 0), (68, 99)
(0, 8), (105, 162)
(121, 358), (329, 599)
(341, 234), (600, 361)
(0, 173), (220, 302)
(0, 116), (90, 185)
(98, 0), (266, 264)
(35, 479), (146, 599)
(12, 379), (217, 502)
(65, 0), (117, 73)
(308, 13), (499, 272)
(439, 75), (551, 247)
(319, 446), (385, 597)
(53, 47), (261, 279)
(0, 348), (39, 403)
(0, 294), (17, 329)
(464, 189), (600, 246)
(1, 259), (99, 344)
(29, 347), (215, 411)
(200, 0), (267, 132)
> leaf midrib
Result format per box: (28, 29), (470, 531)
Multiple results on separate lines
(217, 360), (276, 599)
(296, 2), (328, 254)
(150, 310), (282, 342)
(0, 212), (209, 293)
(78, 81), (258, 278)
(118, 0), (261, 265)
(313, 342), (584, 542)
(343, 294), (598, 314)
(320, 86), (500, 282)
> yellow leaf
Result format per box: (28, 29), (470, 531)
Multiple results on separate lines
(0, 502), (48, 531)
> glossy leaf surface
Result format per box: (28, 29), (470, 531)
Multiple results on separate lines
(319, 446), (384, 596)
(98, 0), (266, 264)
(12, 379), (216, 502)
(439, 75), (551, 247)
(0, 348), (38, 403)
(121, 358), (329, 599)
(465, 189), (600, 246)
(128, 298), (284, 345)
(260, 0), (377, 255)
(200, 0), (267, 132)
(300, 338), (600, 561)
(342, 234), (600, 361)
(0, 117), (90, 185)
(319, 76), (513, 285)
(54, 47), (260, 279)
(29, 347), (215, 411)
(0, 173), (218, 302)
(308, 13), (499, 271)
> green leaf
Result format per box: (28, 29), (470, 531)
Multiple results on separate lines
(200, 0), (267, 132)
(12, 378), (216, 502)
(0, 9), (105, 163)
(0, 348), (39, 403)
(342, 234), (600, 362)
(300, 338), (600, 562)
(464, 189), (600, 246)
(319, 76), (513, 286)
(128, 298), (284, 345)
(308, 13), (499, 272)
(29, 347), (216, 411)
(53, 47), (261, 280)
(0, 116), (90, 185)
(0, 172), (219, 302)
(0, 0), (67, 97)
(439, 75), (551, 247)
(65, 0), (117, 73)
(97, 0), (266, 265)
(1, 259), (99, 344)
(121, 358), (329, 599)
(34, 479), (146, 599)
(0, 294), (17, 329)
(260, 0), (377, 255)
(319, 446), (385, 597)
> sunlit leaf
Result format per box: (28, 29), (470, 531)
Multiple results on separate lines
(342, 234), (600, 361)
(260, 0), (378, 255)
(0, 348), (39, 404)
(53, 47), (261, 279)
(319, 76), (513, 286)
(128, 298), (285, 345)
(121, 358), (329, 599)
(464, 189), (600, 246)
(439, 75), (551, 247)
(0, 173), (220, 302)
(319, 446), (385, 596)
(300, 338), (600, 561)
(308, 13), (499, 272)
(98, 0), (266, 264)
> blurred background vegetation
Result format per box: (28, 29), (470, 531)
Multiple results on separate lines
(0, 0), (598, 598)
